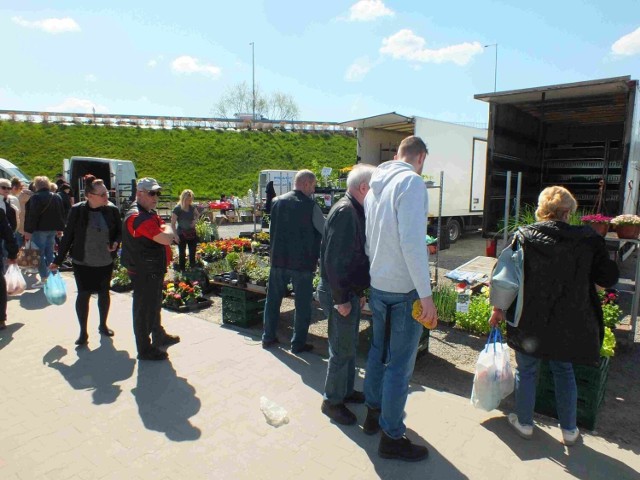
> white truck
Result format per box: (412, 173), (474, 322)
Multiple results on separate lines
(63, 156), (137, 212)
(258, 169), (298, 202)
(340, 113), (488, 242)
(0, 158), (31, 183)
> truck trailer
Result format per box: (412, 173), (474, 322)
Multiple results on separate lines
(340, 113), (488, 242)
(475, 76), (640, 235)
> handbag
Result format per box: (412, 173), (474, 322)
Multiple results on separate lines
(471, 328), (515, 411)
(44, 271), (67, 305)
(489, 230), (524, 319)
(180, 228), (197, 241)
(17, 240), (41, 269)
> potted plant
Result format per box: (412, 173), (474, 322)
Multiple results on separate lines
(611, 214), (640, 239)
(581, 214), (612, 236)
(162, 279), (211, 312)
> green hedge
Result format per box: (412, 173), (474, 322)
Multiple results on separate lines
(0, 121), (356, 199)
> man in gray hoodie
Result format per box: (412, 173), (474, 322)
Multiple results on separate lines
(362, 135), (437, 462)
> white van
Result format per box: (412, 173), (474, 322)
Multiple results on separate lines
(258, 169), (297, 201)
(64, 156), (137, 211)
(0, 158), (31, 183)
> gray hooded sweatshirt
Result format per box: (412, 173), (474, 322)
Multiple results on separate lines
(364, 160), (432, 298)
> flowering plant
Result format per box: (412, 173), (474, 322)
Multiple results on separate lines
(611, 214), (640, 226)
(162, 280), (203, 308)
(212, 238), (251, 253)
(197, 242), (225, 262)
(581, 214), (612, 224)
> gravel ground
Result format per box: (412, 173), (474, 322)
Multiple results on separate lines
(184, 224), (640, 453)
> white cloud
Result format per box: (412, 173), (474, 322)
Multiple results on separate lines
(612, 27), (640, 56)
(147, 59), (158, 68)
(171, 55), (221, 78)
(12, 16), (80, 34)
(345, 57), (374, 82)
(46, 98), (108, 113)
(380, 29), (483, 66)
(84, 74), (97, 82)
(347, 0), (394, 22)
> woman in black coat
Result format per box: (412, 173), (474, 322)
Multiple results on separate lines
(0, 208), (18, 330)
(264, 181), (276, 214)
(490, 186), (618, 446)
(50, 175), (122, 345)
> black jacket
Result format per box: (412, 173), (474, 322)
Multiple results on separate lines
(53, 201), (122, 265)
(506, 221), (619, 366)
(3, 199), (16, 232)
(320, 193), (370, 303)
(0, 208), (18, 260)
(120, 202), (168, 275)
(269, 190), (321, 272)
(24, 189), (66, 233)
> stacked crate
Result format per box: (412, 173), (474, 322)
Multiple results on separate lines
(221, 286), (266, 327)
(534, 357), (610, 430)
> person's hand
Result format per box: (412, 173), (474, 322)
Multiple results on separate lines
(360, 296), (366, 309)
(334, 302), (352, 317)
(107, 242), (118, 252)
(7, 258), (17, 265)
(56, 231), (63, 238)
(417, 296), (438, 329)
(48, 263), (59, 272)
(489, 307), (505, 327)
(24, 232), (31, 242)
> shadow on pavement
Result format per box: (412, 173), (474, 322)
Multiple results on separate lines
(481, 416), (640, 480)
(0, 322), (24, 351)
(43, 336), (136, 404)
(18, 289), (50, 310)
(132, 359), (202, 442)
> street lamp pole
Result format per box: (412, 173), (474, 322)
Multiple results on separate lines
(484, 43), (498, 92)
(250, 42), (255, 122)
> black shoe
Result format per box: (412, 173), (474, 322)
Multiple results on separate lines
(137, 348), (169, 361)
(153, 333), (180, 347)
(378, 431), (429, 462)
(262, 338), (280, 349)
(75, 333), (88, 346)
(291, 343), (313, 354)
(363, 407), (381, 435)
(321, 400), (357, 426)
(344, 390), (365, 404)
(98, 326), (115, 337)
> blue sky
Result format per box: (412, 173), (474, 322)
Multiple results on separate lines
(2, 0), (639, 124)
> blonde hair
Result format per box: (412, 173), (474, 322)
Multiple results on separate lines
(535, 186), (577, 221)
(34, 176), (51, 191)
(179, 189), (194, 210)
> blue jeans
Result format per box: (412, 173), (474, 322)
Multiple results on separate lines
(262, 266), (313, 349)
(514, 350), (577, 430)
(317, 279), (361, 405)
(30, 231), (57, 280)
(364, 286), (422, 439)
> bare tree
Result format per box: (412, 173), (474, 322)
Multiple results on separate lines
(213, 82), (299, 121)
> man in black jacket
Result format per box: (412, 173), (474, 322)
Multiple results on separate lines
(262, 170), (325, 353)
(24, 176), (66, 288)
(318, 164), (375, 425)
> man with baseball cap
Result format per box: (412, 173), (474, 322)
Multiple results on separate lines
(121, 177), (180, 361)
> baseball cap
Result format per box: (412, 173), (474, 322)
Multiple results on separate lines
(137, 177), (161, 191)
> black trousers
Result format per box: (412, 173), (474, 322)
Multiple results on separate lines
(130, 272), (166, 353)
(0, 270), (6, 322)
(178, 237), (198, 270)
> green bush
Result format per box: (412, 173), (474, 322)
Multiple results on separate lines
(454, 292), (506, 336)
(0, 121), (356, 199)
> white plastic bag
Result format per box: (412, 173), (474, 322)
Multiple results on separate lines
(471, 328), (515, 411)
(5, 264), (26, 296)
(260, 396), (289, 427)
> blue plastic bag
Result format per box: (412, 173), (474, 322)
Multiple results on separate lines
(44, 272), (67, 305)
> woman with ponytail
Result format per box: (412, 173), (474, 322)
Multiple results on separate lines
(50, 175), (122, 345)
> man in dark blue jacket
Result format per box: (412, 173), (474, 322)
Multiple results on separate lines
(262, 170), (324, 353)
(317, 164), (375, 425)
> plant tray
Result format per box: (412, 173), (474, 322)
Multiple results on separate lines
(222, 302), (264, 327)
(534, 357), (610, 430)
(110, 283), (133, 293)
(221, 286), (265, 301)
(163, 298), (212, 313)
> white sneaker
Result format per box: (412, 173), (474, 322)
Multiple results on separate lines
(508, 413), (533, 439)
(31, 280), (46, 289)
(562, 427), (580, 446)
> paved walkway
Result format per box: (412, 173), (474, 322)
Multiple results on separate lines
(1, 274), (639, 480)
